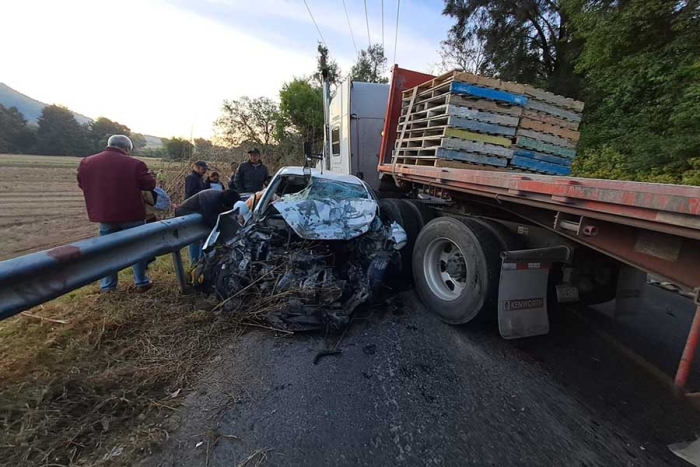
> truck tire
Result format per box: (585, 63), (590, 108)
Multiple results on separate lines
(469, 217), (523, 252)
(403, 200), (435, 230)
(379, 199), (421, 277)
(413, 217), (502, 324)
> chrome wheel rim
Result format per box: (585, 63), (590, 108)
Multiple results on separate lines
(423, 237), (467, 301)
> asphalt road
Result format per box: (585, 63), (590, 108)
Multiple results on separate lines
(146, 291), (700, 467)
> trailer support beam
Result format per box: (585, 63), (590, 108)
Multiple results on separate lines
(674, 305), (700, 393)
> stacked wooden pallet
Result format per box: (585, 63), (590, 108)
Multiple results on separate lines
(394, 71), (583, 175)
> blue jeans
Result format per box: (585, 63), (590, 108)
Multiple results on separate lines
(188, 240), (204, 266)
(99, 221), (150, 291)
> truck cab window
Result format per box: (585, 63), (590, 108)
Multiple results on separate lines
(331, 126), (340, 157)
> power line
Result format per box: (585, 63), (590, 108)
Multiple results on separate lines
(382, 0), (384, 51)
(303, 0), (326, 46)
(393, 0), (401, 64)
(364, 0), (371, 47)
(342, 0), (358, 55)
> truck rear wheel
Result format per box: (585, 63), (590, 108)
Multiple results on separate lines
(403, 200), (435, 230)
(413, 217), (502, 324)
(379, 199), (421, 277)
(469, 217), (523, 252)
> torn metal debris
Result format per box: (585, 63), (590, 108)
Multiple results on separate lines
(193, 168), (406, 331)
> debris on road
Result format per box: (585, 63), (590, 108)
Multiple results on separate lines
(194, 169), (406, 331)
(237, 448), (271, 467)
(669, 438), (700, 466)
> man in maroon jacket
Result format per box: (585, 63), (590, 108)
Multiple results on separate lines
(77, 135), (156, 293)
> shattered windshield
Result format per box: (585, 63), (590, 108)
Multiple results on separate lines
(281, 177), (368, 202)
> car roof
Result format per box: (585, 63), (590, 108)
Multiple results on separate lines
(275, 167), (365, 185)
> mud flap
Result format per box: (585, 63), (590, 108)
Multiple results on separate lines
(498, 246), (572, 339)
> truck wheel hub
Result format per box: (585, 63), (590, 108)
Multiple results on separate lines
(424, 238), (468, 301)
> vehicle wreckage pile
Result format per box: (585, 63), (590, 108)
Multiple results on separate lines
(195, 173), (406, 331)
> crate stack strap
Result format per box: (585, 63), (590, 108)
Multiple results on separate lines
(393, 71), (583, 175)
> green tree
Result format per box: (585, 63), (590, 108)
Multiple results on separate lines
(442, 0), (583, 97)
(35, 105), (89, 156)
(437, 31), (488, 74)
(570, 0), (700, 181)
(0, 104), (35, 153)
(214, 97), (279, 154)
(193, 137), (237, 160)
(313, 43), (342, 88)
(349, 44), (389, 83)
(88, 117), (131, 152)
(278, 79), (324, 147)
(165, 137), (194, 161)
(130, 133), (147, 153)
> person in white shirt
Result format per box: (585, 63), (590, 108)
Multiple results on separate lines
(205, 172), (224, 191)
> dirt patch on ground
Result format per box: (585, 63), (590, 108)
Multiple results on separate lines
(0, 154), (181, 260)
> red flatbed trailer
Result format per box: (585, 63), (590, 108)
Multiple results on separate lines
(375, 66), (700, 393)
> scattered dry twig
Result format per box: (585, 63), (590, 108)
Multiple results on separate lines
(237, 448), (271, 467)
(20, 312), (68, 324)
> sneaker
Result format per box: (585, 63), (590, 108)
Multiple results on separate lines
(135, 283), (154, 293)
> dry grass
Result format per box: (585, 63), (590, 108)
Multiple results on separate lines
(0, 256), (241, 466)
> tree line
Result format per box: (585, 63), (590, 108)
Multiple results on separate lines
(441, 0), (700, 185)
(0, 104), (150, 157)
(212, 43), (390, 168)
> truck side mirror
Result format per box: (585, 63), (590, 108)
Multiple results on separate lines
(303, 141), (312, 158)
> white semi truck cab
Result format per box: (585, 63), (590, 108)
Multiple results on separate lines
(327, 79), (389, 191)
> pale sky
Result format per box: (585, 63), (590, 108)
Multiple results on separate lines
(0, 0), (451, 138)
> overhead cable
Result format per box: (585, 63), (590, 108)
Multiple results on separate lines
(303, 0), (326, 46)
(364, 0), (371, 47)
(342, 0), (358, 55)
(382, 0), (384, 50)
(393, 0), (401, 64)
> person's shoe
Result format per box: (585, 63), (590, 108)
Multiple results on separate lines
(134, 283), (153, 294)
(100, 288), (117, 294)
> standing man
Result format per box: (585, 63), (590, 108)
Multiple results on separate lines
(77, 135), (156, 293)
(234, 148), (269, 193)
(184, 160), (208, 266)
(185, 160), (208, 199)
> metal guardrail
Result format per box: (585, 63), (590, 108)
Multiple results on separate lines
(0, 215), (209, 321)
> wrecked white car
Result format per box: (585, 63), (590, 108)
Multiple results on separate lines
(194, 168), (407, 331)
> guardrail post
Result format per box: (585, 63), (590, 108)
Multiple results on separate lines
(171, 250), (189, 294)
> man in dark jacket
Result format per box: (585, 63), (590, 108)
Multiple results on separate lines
(185, 160), (208, 199)
(176, 189), (241, 266)
(77, 135), (156, 293)
(234, 149), (269, 193)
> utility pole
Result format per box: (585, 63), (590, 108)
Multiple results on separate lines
(322, 69), (331, 173)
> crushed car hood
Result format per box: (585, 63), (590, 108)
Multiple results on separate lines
(273, 198), (378, 240)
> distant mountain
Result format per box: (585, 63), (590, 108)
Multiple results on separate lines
(143, 134), (163, 149)
(0, 82), (92, 126)
(0, 82), (163, 148)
